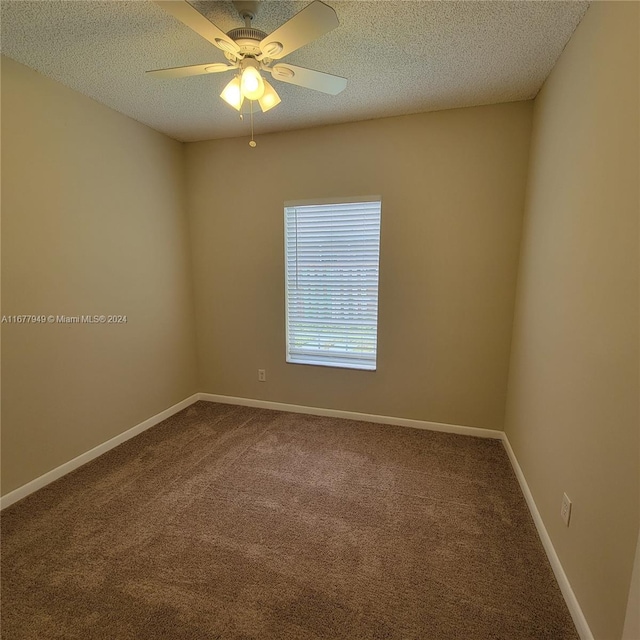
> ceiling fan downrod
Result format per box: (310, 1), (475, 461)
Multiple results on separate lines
(233, 1), (260, 27)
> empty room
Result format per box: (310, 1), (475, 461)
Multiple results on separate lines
(1, 1), (638, 639)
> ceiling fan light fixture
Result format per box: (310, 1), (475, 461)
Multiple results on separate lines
(258, 80), (281, 112)
(150, 0), (348, 127)
(240, 65), (265, 100)
(220, 76), (244, 111)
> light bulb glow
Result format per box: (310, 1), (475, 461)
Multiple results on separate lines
(220, 77), (244, 111)
(258, 80), (281, 113)
(241, 66), (265, 101)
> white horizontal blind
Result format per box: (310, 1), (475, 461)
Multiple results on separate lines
(285, 198), (382, 370)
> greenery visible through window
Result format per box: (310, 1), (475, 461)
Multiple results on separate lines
(284, 198), (382, 370)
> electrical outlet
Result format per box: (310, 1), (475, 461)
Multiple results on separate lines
(258, 369), (266, 382)
(561, 493), (572, 527)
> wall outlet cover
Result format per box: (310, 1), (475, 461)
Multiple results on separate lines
(561, 493), (572, 527)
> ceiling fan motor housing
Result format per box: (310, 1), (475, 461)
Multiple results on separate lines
(225, 27), (268, 58)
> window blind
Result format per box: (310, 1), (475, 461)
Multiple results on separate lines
(284, 198), (382, 370)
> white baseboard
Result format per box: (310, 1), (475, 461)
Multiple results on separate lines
(198, 393), (504, 439)
(501, 434), (594, 640)
(0, 393), (200, 510)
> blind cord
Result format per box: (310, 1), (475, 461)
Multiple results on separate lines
(248, 100), (257, 148)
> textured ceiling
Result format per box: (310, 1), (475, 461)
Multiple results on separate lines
(1, 0), (589, 142)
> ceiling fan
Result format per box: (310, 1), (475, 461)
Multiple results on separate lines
(148, 0), (347, 114)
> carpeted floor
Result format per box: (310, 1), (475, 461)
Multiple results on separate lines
(1, 402), (578, 639)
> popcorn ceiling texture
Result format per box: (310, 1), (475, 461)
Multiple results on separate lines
(0, 1), (589, 142)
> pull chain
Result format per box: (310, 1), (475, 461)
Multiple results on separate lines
(249, 99), (256, 147)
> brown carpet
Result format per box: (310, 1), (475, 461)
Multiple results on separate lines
(1, 402), (578, 639)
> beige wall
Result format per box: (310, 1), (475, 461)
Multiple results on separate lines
(186, 102), (532, 430)
(1, 57), (198, 495)
(504, 3), (639, 639)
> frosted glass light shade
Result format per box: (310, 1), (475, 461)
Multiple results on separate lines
(241, 66), (265, 101)
(258, 80), (281, 112)
(220, 77), (244, 111)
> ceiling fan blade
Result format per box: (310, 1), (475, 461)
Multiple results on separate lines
(146, 62), (235, 79)
(270, 64), (347, 95)
(259, 1), (339, 60)
(155, 1), (240, 55)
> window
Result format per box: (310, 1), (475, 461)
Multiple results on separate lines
(284, 197), (382, 370)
